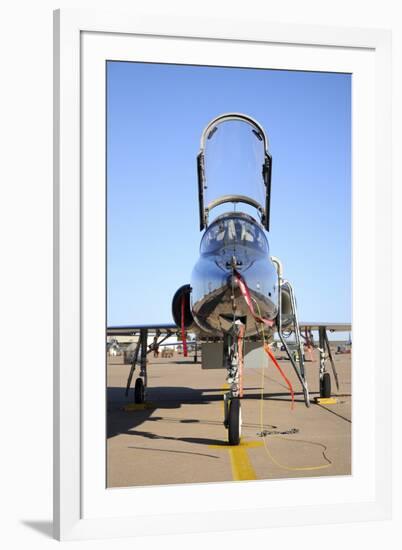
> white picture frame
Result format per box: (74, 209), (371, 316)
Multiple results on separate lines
(53, 8), (392, 541)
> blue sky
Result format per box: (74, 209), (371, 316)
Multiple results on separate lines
(107, 62), (351, 329)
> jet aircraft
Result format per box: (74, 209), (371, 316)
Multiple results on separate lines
(108, 113), (351, 445)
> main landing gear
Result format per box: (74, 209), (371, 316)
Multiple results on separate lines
(125, 328), (148, 404)
(320, 372), (331, 399)
(134, 377), (145, 404)
(318, 326), (339, 398)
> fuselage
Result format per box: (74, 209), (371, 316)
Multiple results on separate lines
(190, 212), (278, 337)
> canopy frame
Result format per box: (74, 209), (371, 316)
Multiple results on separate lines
(197, 113), (272, 231)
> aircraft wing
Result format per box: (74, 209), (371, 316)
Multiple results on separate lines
(107, 324), (178, 336)
(299, 322), (351, 332)
(108, 322), (351, 336)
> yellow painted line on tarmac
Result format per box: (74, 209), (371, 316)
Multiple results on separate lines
(228, 443), (259, 481)
(228, 445), (257, 481)
(209, 441), (263, 481)
(216, 384), (262, 480)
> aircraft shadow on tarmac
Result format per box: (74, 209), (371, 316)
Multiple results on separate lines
(107, 385), (310, 439)
(125, 430), (229, 447)
(170, 360), (200, 364)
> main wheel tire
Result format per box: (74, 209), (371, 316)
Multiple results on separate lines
(320, 372), (331, 398)
(134, 377), (145, 404)
(228, 397), (241, 445)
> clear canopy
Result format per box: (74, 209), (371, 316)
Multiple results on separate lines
(203, 118), (266, 212)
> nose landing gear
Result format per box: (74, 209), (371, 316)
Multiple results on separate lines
(223, 322), (245, 445)
(224, 394), (242, 446)
(226, 396), (242, 445)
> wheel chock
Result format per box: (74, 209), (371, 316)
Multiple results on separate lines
(315, 397), (337, 405)
(123, 402), (153, 411)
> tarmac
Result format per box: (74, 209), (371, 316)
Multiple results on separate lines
(107, 347), (351, 488)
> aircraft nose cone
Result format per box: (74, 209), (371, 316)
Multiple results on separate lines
(226, 271), (244, 291)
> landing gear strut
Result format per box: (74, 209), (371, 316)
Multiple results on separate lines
(138, 328), (148, 402)
(223, 322), (244, 445)
(318, 326), (339, 398)
(125, 328), (148, 403)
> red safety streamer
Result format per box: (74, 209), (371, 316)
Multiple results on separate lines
(264, 344), (295, 409)
(237, 324), (245, 398)
(181, 294), (188, 357)
(234, 270), (274, 328)
(233, 269), (294, 408)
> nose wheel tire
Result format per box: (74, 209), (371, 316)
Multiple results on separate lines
(228, 397), (242, 445)
(134, 377), (145, 403)
(320, 372), (331, 398)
